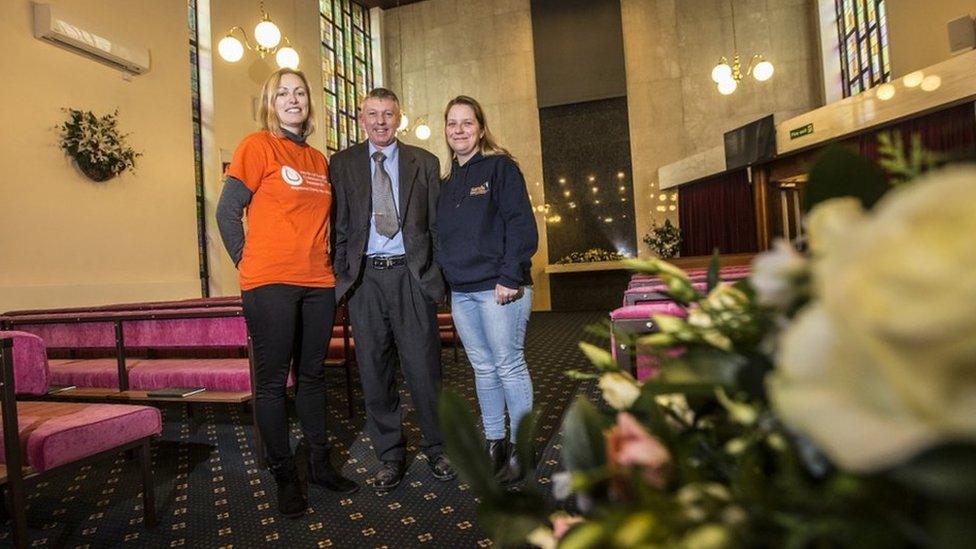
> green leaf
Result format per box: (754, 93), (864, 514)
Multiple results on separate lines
(707, 248), (720, 293)
(565, 370), (601, 380)
(515, 410), (540, 484)
(804, 145), (889, 212)
(439, 391), (501, 499)
(656, 348), (745, 389)
(578, 342), (618, 372)
(561, 397), (611, 471)
(891, 442), (976, 501)
(558, 521), (608, 549)
(583, 319), (614, 341)
(477, 495), (550, 545)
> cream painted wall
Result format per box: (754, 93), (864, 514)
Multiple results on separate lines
(382, 0), (552, 310)
(886, 0), (976, 78)
(205, 0), (327, 297)
(0, 0), (200, 310)
(621, 0), (824, 258)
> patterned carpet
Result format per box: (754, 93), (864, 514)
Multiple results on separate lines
(3, 311), (606, 548)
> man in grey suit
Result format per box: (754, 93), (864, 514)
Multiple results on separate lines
(329, 88), (454, 493)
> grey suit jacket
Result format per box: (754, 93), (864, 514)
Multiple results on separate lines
(329, 140), (446, 302)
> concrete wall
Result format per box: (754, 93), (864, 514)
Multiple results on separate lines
(0, 0), (200, 310)
(621, 0), (824, 258)
(383, 0), (552, 310)
(886, 0), (976, 78)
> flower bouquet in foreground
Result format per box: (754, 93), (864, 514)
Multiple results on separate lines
(440, 145), (976, 548)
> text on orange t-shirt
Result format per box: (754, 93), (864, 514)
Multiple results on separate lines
(226, 131), (335, 291)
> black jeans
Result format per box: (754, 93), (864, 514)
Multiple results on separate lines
(242, 284), (335, 466)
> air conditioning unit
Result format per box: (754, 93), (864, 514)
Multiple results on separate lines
(33, 3), (151, 75)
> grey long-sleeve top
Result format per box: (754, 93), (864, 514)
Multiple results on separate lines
(215, 177), (252, 266)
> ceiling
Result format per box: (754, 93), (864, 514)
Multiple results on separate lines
(361, 0), (428, 9)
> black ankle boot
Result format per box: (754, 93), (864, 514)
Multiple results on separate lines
(270, 458), (307, 518)
(497, 444), (525, 485)
(302, 442), (359, 494)
(487, 439), (508, 477)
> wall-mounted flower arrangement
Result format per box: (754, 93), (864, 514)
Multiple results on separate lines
(57, 108), (141, 182)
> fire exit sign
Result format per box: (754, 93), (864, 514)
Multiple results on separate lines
(790, 123), (814, 140)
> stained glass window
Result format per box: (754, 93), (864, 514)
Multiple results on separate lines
(320, 0), (373, 154)
(188, 0), (209, 296)
(835, 0), (891, 97)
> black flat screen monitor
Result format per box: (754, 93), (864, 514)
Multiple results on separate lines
(724, 114), (776, 170)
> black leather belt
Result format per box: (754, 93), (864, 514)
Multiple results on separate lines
(368, 254), (407, 269)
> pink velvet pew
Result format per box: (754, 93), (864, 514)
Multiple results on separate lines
(4, 306), (253, 393)
(610, 303), (688, 380)
(0, 333), (161, 549)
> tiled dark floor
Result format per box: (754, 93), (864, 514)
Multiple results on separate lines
(2, 311), (606, 548)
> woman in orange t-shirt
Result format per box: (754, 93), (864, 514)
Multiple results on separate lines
(216, 68), (357, 518)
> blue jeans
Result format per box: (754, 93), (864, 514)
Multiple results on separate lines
(451, 286), (533, 442)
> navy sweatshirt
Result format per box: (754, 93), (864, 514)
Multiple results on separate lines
(436, 152), (538, 292)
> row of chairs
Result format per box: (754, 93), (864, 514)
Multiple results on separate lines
(610, 262), (752, 379)
(1, 334), (160, 549)
(0, 296), (459, 548)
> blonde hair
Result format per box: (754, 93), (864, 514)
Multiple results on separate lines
(258, 68), (316, 138)
(443, 95), (513, 160)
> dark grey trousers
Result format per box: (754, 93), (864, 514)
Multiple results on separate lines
(348, 263), (444, 462)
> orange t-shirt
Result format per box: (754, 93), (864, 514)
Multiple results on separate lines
(227, 131), (335, 291)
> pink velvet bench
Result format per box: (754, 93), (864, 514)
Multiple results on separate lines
(629, 264), (751, 281)
(610, 303), (688, 380)
(622, 268), (753, 306)
(0, 333), (161, 549)
(1, 300), (358, 419)
(622, 282), (710, 307)
(2, 306), (253, 395)
(627, 268), (751, 290)
(1, 295), (241, 317)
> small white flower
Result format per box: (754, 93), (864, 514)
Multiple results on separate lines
(526, 526), (556, 549)
(682, 524), (731, 549)
(751, 239), (808, 309)
(550, 471), (572, 500)
(804, 196), (864, 255)
(687, 307), (713, 329)
(700, 329), (733, 352)
(599, 371), (641, 410)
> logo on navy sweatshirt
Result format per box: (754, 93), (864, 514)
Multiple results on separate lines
(469, 181), (489, 196)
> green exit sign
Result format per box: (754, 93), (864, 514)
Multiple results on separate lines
(790, 123), (814, 140)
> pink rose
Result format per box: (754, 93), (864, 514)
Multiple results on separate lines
(606, 412), (671, 489)
(551, 514), (585, 540)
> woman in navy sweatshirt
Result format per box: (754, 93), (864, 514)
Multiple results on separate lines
(437, 96), (539, 484)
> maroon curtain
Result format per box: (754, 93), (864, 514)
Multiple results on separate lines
(854, 101), (976, 160)
(678, 168), (758, 257)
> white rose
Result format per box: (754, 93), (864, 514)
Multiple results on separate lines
(599, 371), (641, 410)
(750, 239), (808, 308)
(769, 167), (976, 472)
(804, 196), (865, 255)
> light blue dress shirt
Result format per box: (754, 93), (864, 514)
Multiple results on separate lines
(366, 141), (406, 256)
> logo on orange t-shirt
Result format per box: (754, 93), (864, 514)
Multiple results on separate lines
(281, 165), (304, 186)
